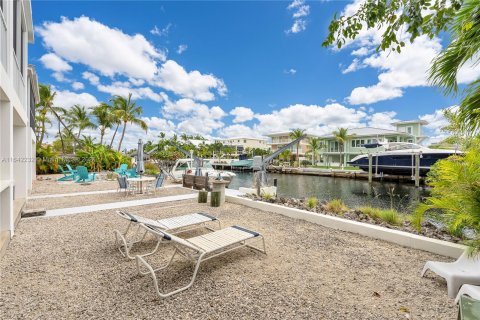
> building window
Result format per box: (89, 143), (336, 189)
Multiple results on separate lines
(408, 139), (413, 143)
(351, 139), (366, 148)
(244, 139), (247, 143)
(406, 126), (413, 134)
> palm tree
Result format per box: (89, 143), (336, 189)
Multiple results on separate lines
(68, 105), (96, 153)
(35, 112), (51, 144)
(37, 84), (80, 147)
(332, 128), (353, 167)
(91, 103), (114, 145)
(112, 93), (148, 151)
(289, 128), (306, 167)
(181, 133), (189, 142)
(307, 137), (323, 165)
(52, 106), (67, 154)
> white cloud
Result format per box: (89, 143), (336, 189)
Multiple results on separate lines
(36, 16), (166, 80)
(72, 81), (84, 90)
(39, 53), (72, 72)
(52, 71), (70, 83)
(53, 89), (99, 109)
(341, 58), (364, 74)
(286, 0), (309, 34)
(284, 68), (297, 75)
(347, 84), (403, 105)
(254, 103), (367, 135)
(154, 60), (227, 101)
(230, 106), (254, 123)
(457, 55), (480, 84)
(128, 78), (146, 87)
(97, 82), (163, 102)
(287, 19), (307, 34)
(351, 47), (370, 56)
(161, 95), (226, 136)
(150, 23), (172, 37)
(366, 111), (398, 129)
(82, 71), (100, 85)
(177, 44), (188, 54)
(419, 107), (457, 144)
(219, 124), (261, 138)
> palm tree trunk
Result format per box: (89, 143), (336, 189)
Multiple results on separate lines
(296, 145), (300, 167)
(58, 120), (65, 154)
(110, 123), (120, 148)
(39, 121), (46, 145)
(49, 107), (80, 145)
(117, 122), (127, 152)
(100, 127), (105, 145)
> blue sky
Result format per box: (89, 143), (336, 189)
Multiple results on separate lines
(30, 0), (480, 148)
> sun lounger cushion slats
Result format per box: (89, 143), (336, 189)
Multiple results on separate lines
(187, 227), (257, 253)
(157, 213), (215, 230)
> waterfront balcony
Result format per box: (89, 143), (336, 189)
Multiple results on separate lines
(0, 175), (459, 318)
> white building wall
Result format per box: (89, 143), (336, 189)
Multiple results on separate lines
(0, 0), (36, 256)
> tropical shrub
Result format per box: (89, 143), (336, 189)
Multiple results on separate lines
(144, 162), (160, 175)
(325, 199), (349, 215)
(307, 197), (318, 209)
(413, 142), (480, 254)
(76, 144), (131, 172)
(36, 145), (60, 174)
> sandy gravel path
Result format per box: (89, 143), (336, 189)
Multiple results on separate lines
(0, 200), (456, 319)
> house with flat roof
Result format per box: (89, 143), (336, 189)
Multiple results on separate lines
(265, 120), (428, 166)
(265, 132), (316, 161)
(319, 120), (428, 166)
(216, 137), (269, 155)
(0, 0), (39, 256)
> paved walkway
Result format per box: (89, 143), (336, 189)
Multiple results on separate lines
(44, 193), (197, 217)
(29, 185), (180, 200)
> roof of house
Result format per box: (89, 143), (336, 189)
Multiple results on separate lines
(391, 120), (428, 125)
(320, 127), (412, 139)
(220, 137), (267, 141)
(265, 132), (319, 138)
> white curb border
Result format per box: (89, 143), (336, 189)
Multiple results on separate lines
(226, 195), (465, 258)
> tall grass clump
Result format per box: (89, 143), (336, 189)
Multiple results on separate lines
(325, 199), (349, 215)
(358, 206), (381, 220)
(307, 197), (318, 209)
(378, 209), (403, 226)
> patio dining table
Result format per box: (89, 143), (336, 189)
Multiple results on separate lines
(127, 176), (155, 194)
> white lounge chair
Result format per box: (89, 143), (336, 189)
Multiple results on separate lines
(421, 251), (480, 298)
(114, 211), (221, 259)
(136, 224), (266, 298)
(455, 284), (480, 304)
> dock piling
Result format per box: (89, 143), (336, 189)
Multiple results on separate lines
(368, 153), (372, 184)
(414, 153), (420, 187)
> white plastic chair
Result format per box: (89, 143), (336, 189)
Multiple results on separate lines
(455, 284), (480, 304)
(421, 251), (480, 298)
(113, 211), (221, 259)
(136, 224), (267, 298)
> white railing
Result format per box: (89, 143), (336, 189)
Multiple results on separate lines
(13, 56), (25, 107)
(0, 6), (8, 73)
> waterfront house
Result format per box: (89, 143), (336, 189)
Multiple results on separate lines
(266, 132), (316, 161)
(319, 120), (428, 166)
(217, 137), (269, 155)
(0, 0), (38, 256)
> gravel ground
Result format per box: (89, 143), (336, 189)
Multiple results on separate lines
(32, 174), (177, 195)
(26, 187), (195, 210)
(0, 200), (456, 319)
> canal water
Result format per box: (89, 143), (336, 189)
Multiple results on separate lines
(228, 172), (430, 213)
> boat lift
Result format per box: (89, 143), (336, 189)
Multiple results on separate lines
(244, 135), (306, 196)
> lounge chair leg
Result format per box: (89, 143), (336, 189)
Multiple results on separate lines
(246, 236), (267, 255)
(136, 252), (206, 298)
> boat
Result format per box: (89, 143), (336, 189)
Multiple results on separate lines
(347, 142), (460, 176)
(170, 158), (236, 183)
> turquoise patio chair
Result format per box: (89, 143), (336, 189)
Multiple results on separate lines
(125, 167), (138, 178)
(75, 166), (96, 183)
(66, 164), (77, 174)
(57, 165), (77, 181)
(114, 164), (128, 175)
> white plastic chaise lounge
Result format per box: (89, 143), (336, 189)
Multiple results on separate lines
(114, 211), (221, 260)
(135, 223), (267, 298)
(455, 284), (480, 304)
(421, 251), (480, 298)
